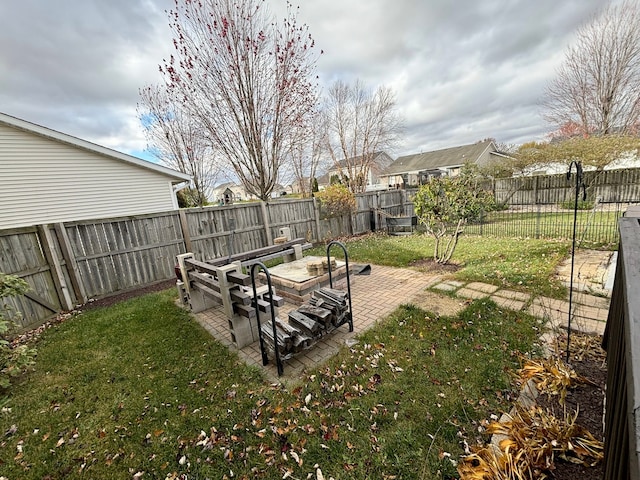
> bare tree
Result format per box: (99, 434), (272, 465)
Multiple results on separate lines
(544, 1), (640, 135)
(160, 0), (319, 201)
(322, 79), (402, 193)
(284, 110), (326, 197)
(138, 85), (220, 206)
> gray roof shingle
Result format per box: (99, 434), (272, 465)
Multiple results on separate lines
(385, 141), (494, 175)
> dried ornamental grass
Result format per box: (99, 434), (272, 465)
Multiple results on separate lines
(457, 445), (535, 480)
(516, 357), (591, 405)
(551, 332), (607, 364)
(458, 405), (604, 480)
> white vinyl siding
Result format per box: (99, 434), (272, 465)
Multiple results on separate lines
(0, 124), (180, 229)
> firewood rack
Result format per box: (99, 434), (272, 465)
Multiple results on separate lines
(250, 241), (354, 376)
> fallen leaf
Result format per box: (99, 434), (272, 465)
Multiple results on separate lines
(290, 450), (302, 466)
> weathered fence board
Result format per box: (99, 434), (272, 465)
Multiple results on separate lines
(183, 204), (266, 262)
(495, 167), (640, 205)
(63, 212), (184, 299)
(265, 199), (317, 241)
(0, 227), (63, 328)
(318, 215), (352, 240)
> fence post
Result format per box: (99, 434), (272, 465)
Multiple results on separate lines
(313, 197), (322, 242)
(178, 209), (193, 253)
(374, 192), (380, 231)
(260, 201), (273, 245)
(53, 222), (87, 304)
(535, 204), (541, 239)
(38, 224), (74, 311)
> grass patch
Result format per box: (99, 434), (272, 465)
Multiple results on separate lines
(309, 234), (571, 298)
(0, 289), (543, 479)
(464, 209), (621, 249)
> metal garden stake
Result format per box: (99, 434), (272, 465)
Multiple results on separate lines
(565, 161), (587, 362)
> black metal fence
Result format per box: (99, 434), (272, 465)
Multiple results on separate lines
(463, 202), (637, 248)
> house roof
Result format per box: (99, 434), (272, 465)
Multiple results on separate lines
(330, 151), (388, 169)
(385, 141), (495, 175)
(317, 151), (393, 185)
(212, 181), (237, 191)
(0, 111), (191, 183)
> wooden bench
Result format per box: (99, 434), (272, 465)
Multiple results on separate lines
(206, 238), (313, 267)
(175, 238), (312, 348)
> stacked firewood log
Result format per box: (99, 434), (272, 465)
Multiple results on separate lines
(259, 287), (350, 359)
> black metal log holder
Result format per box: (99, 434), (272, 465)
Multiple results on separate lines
(250, 262), (283, 376)
(250, 241), (354, 376)
(566, 161), (587, 363)
(327, 240), (354, 333)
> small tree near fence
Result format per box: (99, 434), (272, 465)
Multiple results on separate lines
(1, 273), (36, 393)
(315, 183), (356, 218)
(414, 165), (496, 264)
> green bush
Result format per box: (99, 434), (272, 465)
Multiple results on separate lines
(1, 273), (36, 392)
(414, 164), (497, 263)
(316, 183), (356, 218)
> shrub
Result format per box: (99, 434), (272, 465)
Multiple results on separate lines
(316, 183), (356, 218)
(1, 273), (36, 392)
(414, 164), (497, 264)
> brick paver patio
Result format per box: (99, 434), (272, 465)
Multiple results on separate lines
(194, 265), (441, 382)
(191, 257), (611, 382)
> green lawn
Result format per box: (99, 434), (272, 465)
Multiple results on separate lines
(464, 209), (621, 249)
(1, 289), (543, 479)
(309, 234), (571, 299)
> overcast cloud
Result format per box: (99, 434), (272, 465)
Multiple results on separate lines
(0, 0), (613, 161)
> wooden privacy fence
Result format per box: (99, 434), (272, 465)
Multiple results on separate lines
(0, 190), (410, 330)
(4, 170), (640, 330)
(494, 167), (640, 205)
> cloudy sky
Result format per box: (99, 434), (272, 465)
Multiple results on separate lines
(0, 0), (612, 162)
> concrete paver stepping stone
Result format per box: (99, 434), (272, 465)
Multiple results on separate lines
(466, 282), (500, 294)
(457, 287), (490, 299)
(433, 283), (459, 292)
(491, 296), (526, 311)
(493, 289), (531, 302)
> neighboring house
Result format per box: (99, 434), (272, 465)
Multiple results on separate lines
(317, 151), (394, 191)
(288, 177), (310, 195)
(0, 112), (191, 230)
(519, 153), (640, 176)
(210, 182), (287, 202)
(382, 140), (504, 187)
(210, 182), (257, 203)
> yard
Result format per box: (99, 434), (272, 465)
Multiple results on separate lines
(464, 206), (624, 249)
(0, 234), (605, 479)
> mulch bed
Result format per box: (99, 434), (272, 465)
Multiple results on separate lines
(409, 258), (461, 274)
(80, 279), (177, 310)
(537, 337), (607, 479)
